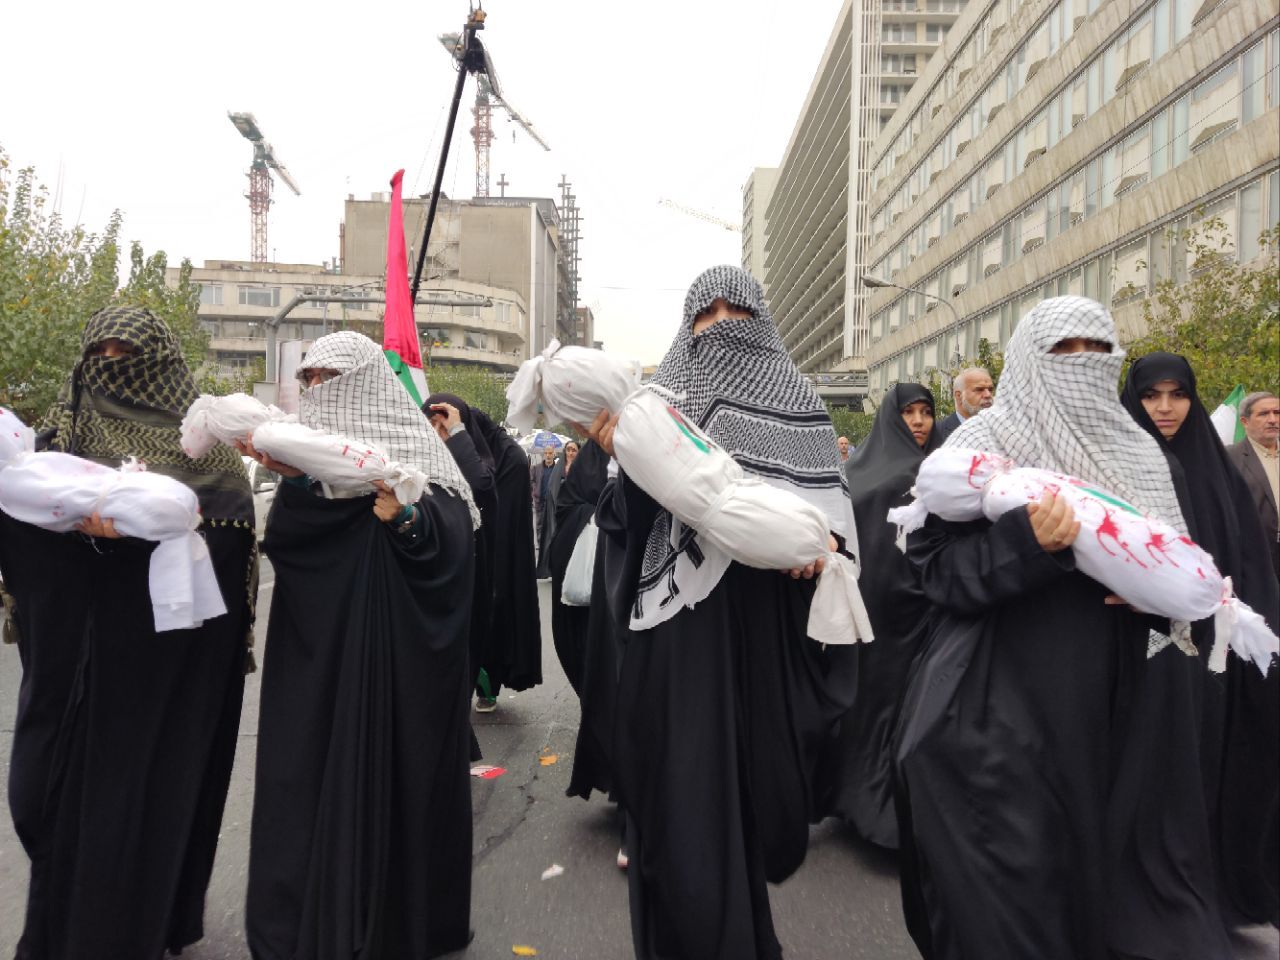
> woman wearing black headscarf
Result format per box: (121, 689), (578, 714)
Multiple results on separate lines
(548, 439), (609, 693)
(816, 383), (939, 848)
(424, 392), (499, 714)
(1121, 352), (1280, 927)
(472, 407), (543, 704)
(0, 304), (256, 958)
(589, 266), (857, 960)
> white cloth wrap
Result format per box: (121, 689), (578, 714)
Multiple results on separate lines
(0, 446), (225, 632)
(180, 392), (290, 458)
(888, 446), (1278, 674)
(613, 387), (873, 645)
(250, 420), (428, 505)
(506, 339), (642, 433)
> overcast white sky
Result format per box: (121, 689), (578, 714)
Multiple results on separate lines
(1, 0), (845, 365)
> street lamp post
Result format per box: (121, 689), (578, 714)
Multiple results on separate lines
(861, 274), (963, 366)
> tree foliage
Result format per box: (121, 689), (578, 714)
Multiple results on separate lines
(424, 362), (510, 424)
(0, 148), (245, 422)
(1123, 220), (1279, 406)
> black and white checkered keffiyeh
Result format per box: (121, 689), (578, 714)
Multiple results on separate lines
(634, 265), (857, 620)
(948, 296), (1186, 529)
(297, 331), (479, 527)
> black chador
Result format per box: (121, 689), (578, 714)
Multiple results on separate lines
(605, 267), (857, 960)
(893, 298), (1230, 960)
(1121, 352), (1280, 927)
(815, 383), (939, 847)
(246, 333), (477, 959)
(1, 306), (255, 958)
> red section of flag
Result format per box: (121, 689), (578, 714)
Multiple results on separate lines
(383, 169), (422, 369)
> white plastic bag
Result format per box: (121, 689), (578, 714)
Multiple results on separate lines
(0, 408), (226, 632)
(180, 393), (289, 458)
(506, 340), (642, 433)
(560, 518), (598, 607)
(613, 388), (873, 645)
(889, 446), (1278, 674)
(250, 420), (429, 505)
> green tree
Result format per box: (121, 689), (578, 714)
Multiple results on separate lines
(1123, 220), (1279, 406)
(826, 405), (876, 446)
(0, 148), (248, 420)
(424, 362), (510, 423)
(0, 150), (120, 422)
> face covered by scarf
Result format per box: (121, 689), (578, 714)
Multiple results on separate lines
(40, 304), (253, 526)
(947, 295), (1185, 530)
(297, 331), (479, 526)
(634, 265), (858, 617)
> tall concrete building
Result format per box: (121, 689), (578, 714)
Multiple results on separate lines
(741, 167), (778, 284)
(862, 0), (1279, 396)
(343, 194), (578, 356)
(762, 0), (970, 381)
(171, 260), (529, 377)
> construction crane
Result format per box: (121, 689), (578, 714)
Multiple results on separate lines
(438, 24), (550, 198)
(228, 112), (301, 263)
(658, 198), (741, 233)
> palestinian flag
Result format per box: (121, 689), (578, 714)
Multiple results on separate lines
(1209, 384), (1246, 445)
(383, 169), (427, 405)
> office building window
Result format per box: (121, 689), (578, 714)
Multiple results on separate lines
(238, 285), (281, 308)
(199, 284), (223, 306)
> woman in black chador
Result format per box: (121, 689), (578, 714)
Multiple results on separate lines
(548, 438), (609, 694)
(243, 332), (478, 960)
(1121, 352), (1280, 928)
(0, 305), (256, 958)
(893, 297), (1231, 960)
(816, 383), (939, 847)
(590, 266), (858, 960)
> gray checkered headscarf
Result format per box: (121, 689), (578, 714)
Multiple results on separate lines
(634, 266), (857, 619)
(948, 296), (1185, 529)
(298, 331), (479, 527)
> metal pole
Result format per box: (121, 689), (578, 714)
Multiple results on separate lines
(410, 22), (476, 305)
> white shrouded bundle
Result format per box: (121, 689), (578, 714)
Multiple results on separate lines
(888, 446), (1279, 675)
(506, 340), (642, 433)
(250, 420), (428, 505)
(0, 407), (226, 632)
(180, 394), (429, 505)
(612, 387), (874, 646)
(180, 392), (289, 458)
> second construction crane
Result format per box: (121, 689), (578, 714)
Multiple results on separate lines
(228, 112), (301, 263)
(438, 25), (550, 197)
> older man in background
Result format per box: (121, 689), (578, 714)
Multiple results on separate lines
(936, 367), (994, 441)
(1229, 390), (1280, 575)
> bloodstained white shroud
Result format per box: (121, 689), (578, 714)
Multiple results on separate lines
(889, 446), (1279, 675)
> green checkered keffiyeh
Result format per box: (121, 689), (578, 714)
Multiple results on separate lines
(40, 304), (254, 526)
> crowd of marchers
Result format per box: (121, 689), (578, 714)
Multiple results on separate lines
(0, 267), (1275, 960)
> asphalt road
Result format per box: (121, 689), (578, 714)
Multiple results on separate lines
(0, 575), (1276, 959)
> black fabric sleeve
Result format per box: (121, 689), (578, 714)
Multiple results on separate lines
(444, 431), (496, 498)
(907, 507), (1076, 617)
(594, 471), (660, 549)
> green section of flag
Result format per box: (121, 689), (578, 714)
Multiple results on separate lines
(384, 349), (423, 406)
(1222, 384), (1247, 443)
